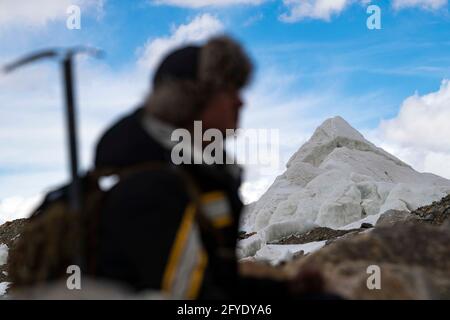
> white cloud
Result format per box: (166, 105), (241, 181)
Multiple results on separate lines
(0, 13), (225, 201)
(423, 152), (450, 178)
(0, 0), (104, 29)
(152, 0), (265, 8)
(151, 0), (447, 23)
(0, 58), (148, 199)
(379, 80), (450, 153)
(137, 14), (224, 70)
(279, 0), (369, 22)
(392, 0), (448, 10)
(279, 0), (447, 23)
(375, 79), (450, 179)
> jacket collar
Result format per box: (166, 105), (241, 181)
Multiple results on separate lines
(140, 113), (242, 181)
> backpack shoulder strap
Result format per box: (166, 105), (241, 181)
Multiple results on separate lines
(91, 162), (221, 239)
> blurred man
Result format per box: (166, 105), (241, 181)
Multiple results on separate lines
(93, 36), (306, 299)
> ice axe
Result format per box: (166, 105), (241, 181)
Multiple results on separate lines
(3, 47), (103, 214)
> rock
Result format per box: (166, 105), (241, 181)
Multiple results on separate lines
(360, 223), (373, 229)
(292, 250), (305, 260)
(268, 227), (361, 245)
(325, 230), (361, 246)
(0, 219), (26, 248)
(441, 219), (450, 231)
(376, 210), (417, 227)
(0, 219), (26, 286)
(238, 231), (257, 240)
(239, 260), (289, 282)
(410, 194), (450, 225)
(323, 262), (438, 299)
(282, 220), (450, 299)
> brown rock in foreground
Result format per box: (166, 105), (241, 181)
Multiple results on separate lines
(410, 194), (450, 225)
(268, 227), (362, 245)
(375, 209), (418, 227)
(240, 195), (450, 299)
(282, 221), (450, 299)
(2, 195), (450, 299)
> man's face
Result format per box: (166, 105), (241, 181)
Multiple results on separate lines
(200, 89), (244, 135)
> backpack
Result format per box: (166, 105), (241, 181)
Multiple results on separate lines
(7, 162), (205, 290)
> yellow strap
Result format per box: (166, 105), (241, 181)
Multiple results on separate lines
(161, 203), (196, 293)
(211, 215), (233, 229)
(162, 190), (233, 298)
(201, 191), (226, 203)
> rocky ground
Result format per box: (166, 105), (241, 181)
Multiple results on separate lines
(286, 221), (450, 299)
(239, 195), (450, 299)
(0, 219), (26, 284)
(267, 226), (369, 245)
(1, 195), (449, 299)
(410, 194), (450, 225)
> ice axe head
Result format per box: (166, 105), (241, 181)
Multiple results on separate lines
(2, 46), (103, 74)
(65, 46), (104, 61)
(2, 50), (59, 73)
(1, 46), (103, 215)
(2, 46), (104, 271)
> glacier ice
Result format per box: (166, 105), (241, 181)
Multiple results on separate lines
(239, 116), (450, 259)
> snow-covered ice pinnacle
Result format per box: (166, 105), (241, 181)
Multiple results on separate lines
(239, 116), (450, 259)
(286, 116), (408, 169)
(305, 116), (367, 143)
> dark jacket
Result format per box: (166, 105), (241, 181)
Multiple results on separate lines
(94, 107), (289, 299)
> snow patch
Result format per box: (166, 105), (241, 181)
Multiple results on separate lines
(259, 219), (316, 244)
(0, 282), (10, 296)
(237, 234), (262, 258)
(0, 244), (8, 267)
(237, 219), (316, 259)
(254, 241), (327, 266)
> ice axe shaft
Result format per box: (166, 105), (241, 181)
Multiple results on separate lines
(3, 47), (102, 214)
(63, 57), (82, 213)
(2, 47), (102, 272)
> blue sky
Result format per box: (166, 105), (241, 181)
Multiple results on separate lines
(1, 0), (450, 211)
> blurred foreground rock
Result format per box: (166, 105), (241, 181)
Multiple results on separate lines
(285, 222), (450, 299)
(1, 195), (450, 299)
(6, 279), (165, 300)
(240, 195), (450, 299)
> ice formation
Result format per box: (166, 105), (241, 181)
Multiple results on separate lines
(239, 117), (450, 261)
